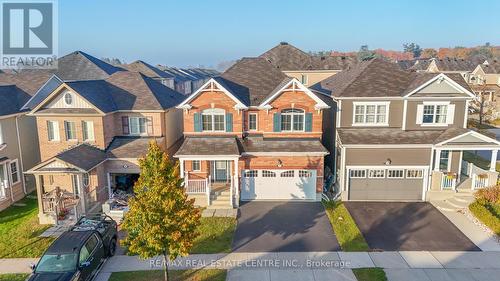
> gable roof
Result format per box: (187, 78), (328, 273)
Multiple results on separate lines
(124, 60), (174, 79)
(311, 58), (473, 98)
(479, 60), (500, 74)
(259, 42), (357, 71)
(55, 51), (125, 81)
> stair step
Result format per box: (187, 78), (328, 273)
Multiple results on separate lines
(444, 198), (468, 209)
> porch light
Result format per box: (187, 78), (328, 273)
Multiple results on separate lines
(277, 159), (283, 168)
(384, 159), (392, 165)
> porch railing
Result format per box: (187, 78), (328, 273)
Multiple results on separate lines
(441, 173), (457, 190)
(184, 176), (211, 206)
(472, 174), (489, 189)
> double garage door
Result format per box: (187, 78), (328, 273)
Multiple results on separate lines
(348, 167), (427, 201)
(241, 169), (317, 200)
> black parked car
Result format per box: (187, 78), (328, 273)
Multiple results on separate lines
(28, 215), (118, 281)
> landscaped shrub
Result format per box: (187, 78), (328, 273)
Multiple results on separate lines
(474, 185), (500, 204)
(469, 201), (500, 235)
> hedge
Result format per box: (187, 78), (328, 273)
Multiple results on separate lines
(469, 201), (500, 235)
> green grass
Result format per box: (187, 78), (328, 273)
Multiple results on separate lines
(0, 195), (54, 258)
(109, 269), (226, 281)
(469, 200), (500, 235)
(323, 201), (369, 251)
(463, 151), (500, 172)
(353, 268), (387, 281)
(190, 217), (236, 254)
(0, 274), (29, 281)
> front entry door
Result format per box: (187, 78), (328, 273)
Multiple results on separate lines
(213, 161), (228, 182)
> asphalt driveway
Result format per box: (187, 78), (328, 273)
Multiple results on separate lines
(232, 201), (340, 252)
(344, 202), (480, 251)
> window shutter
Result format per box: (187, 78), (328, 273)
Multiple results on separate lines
(122, 116), (129, 134)
(416, 104), (424, 125)
(225, 113), (233, 132)
(146, 117), (153, 135)
(447, 104), (455, 125)
(273, 113), (281, 132)
(193, 113), (201, 132)
(305, 112), (313, 132)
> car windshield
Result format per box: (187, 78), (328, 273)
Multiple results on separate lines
(35, 253), (77, 273)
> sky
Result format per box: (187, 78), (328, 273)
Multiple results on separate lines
(59, 0), (500, 68)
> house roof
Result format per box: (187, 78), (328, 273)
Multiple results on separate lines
(259, 42), (357, 71)
(174, 137), (240, 157)
(54, 144), (107, 171)
(238, 136), (329, 154)
(337, 128), (470, 145)
(0, 86), (30, 116)
(219, 57), (289, 106)
(54, 51), (125, 81)
(480, 60), (500, 74)
(106, 136), (163, 159)
(124, 60), (174, 79)
(311, 59), (473, 98)
(431, 58), (477, 72)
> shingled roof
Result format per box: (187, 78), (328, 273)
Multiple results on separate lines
(54, 144), (107, 171)
(259, 42), (357, 71)
(124, 60), (174, 79)
(311, 58), (473, 98)
(55, 51), (125, 81)
(337, 128), (470, 145)
(479, 60), (500, 74)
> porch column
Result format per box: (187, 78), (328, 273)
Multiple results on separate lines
(179, 159), (185, 179)
(106, 173), (112, 199)
(77, 174), (86, 213)
(490, 150), (498, 172)
(35, 175), (44, 214)
(233, 158), (239, 208)
(434, 149), (441, 171)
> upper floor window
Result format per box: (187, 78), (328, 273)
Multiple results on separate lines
(423, 104), (447, 124)
(82, 121), (94, 142)
(281, 108), (304, 132)
(64, 121), (77, 141)
(202, 108), (225, 132)
(301, 74), (308, 85)
(63, 92), (73, 106)
(47, 121), (60, 141)
(248, 113), (258, 131)
(353, 102), (389, 126)
(129, 117), (147, 135)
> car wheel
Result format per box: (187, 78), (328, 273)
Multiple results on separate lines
(108, 238), (117, 257)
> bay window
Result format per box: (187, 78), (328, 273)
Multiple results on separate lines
(353, 102), (389, 126)
(281, 109), (304, 132)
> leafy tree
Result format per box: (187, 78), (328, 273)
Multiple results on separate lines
(122, 141), (201, 281)
(357, 45), (376, 61)
(421, 48), (438, 58)
(403, 43), (422, 58)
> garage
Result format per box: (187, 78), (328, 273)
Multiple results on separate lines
(240, 169), (317, 200)
(347, 167), (427, 201)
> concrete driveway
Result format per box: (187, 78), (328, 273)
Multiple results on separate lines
(344, 202), (480, 251)
(232, 201), (340, 252)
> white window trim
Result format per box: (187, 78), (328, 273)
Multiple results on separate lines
(0, 162), (8, 198)
(248, 113), (258, 131)
(420, 101), (450, 127)
(63, 92), (73, 106)
(406, 169), (424, 179)
(301, 74), (308, 85)
(47, 120), (60, 142)
(387, 169), (405, 179)
(352, 101), (390, 126)
(64, 121), (77, 141)
(192, 160), (201, 172)
(368, 169), (386, 178)
(281, 108), (305, 132)
(82, 121), (95, 142)
(129, 117), (148, 136)
(201, 108), (226, 132)
(9, 159), (20, 184)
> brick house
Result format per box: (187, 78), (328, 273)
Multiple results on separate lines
(24, 57), (184, 224)
(174, 57), (330, 208)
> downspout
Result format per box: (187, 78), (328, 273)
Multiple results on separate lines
(15, 116), (27, 195)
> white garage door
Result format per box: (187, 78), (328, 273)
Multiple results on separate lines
(240, 169), (317, 200)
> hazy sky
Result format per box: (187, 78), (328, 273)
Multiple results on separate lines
(59, 0), (500, 67)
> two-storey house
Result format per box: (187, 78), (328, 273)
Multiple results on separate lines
(24, 59), (184, 224)
(312, 59), (500, 201)
(174, 57), (330, 208)
(469, 60), (500, 112)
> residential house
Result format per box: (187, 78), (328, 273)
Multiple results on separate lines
(260, 42), (358, 86)
(469, 60), (500, 110)
(398, 58), (477, 80)
(24, 67), (184, 224)
(174, 57), (330, 208)
(123, 60), (176, 89)
(312, 59), (500, 201)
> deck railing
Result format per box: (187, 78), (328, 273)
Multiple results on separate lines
(441, 173), (457, 190)
(185, 179), (208, 194)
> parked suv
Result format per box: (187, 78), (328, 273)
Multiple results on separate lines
(28, 215), (118, 281)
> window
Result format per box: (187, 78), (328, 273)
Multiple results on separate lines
(248, 113), (258, 131)
(0, 164), (7, 198)
(406, 169), (424, 179)
(129, 117), (147, 135)
(280, 170), (294, 177)
(63, 92), (73, 105)
(0, 123), (3, 144)
(192, 160), (201, 171)
(243, 170), (258, 177)
(82, 121), (94, 141)
(47, 121), (60, 141)
(9, 160), (19, 184)
(281, 109), (304, 131)
(422, 104), (447, 124)
(201, 108), (225, 132)
(353, 102), (389, 125)
(349, 169), (366, 178)
(368, 169), (385, 178)
(262, 170), (276, 177)
(82, 173), (89, 187)
(64, 121), (77, 141)
(301, 74), (308, 85)
(387, 169), (404, 179)
(439, 150), (450, 171)
(299, 170), (312, 178)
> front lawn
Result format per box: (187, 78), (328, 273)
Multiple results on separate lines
(190, 217), (236, 254)
(353, 268), (387, 281)
(0, 195), (54, 258)
(323, 201), (369, 251)
(109, 269), (226, 281)
(0, 274), (29, 281)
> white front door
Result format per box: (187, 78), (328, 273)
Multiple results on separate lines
(240, 169), (317, 200)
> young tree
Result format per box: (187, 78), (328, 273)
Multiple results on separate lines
(122, 141), (201, 281)
(357, 45), (376, 61)
(421, 48), (438, 58)
(403, 43), (422, 58)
